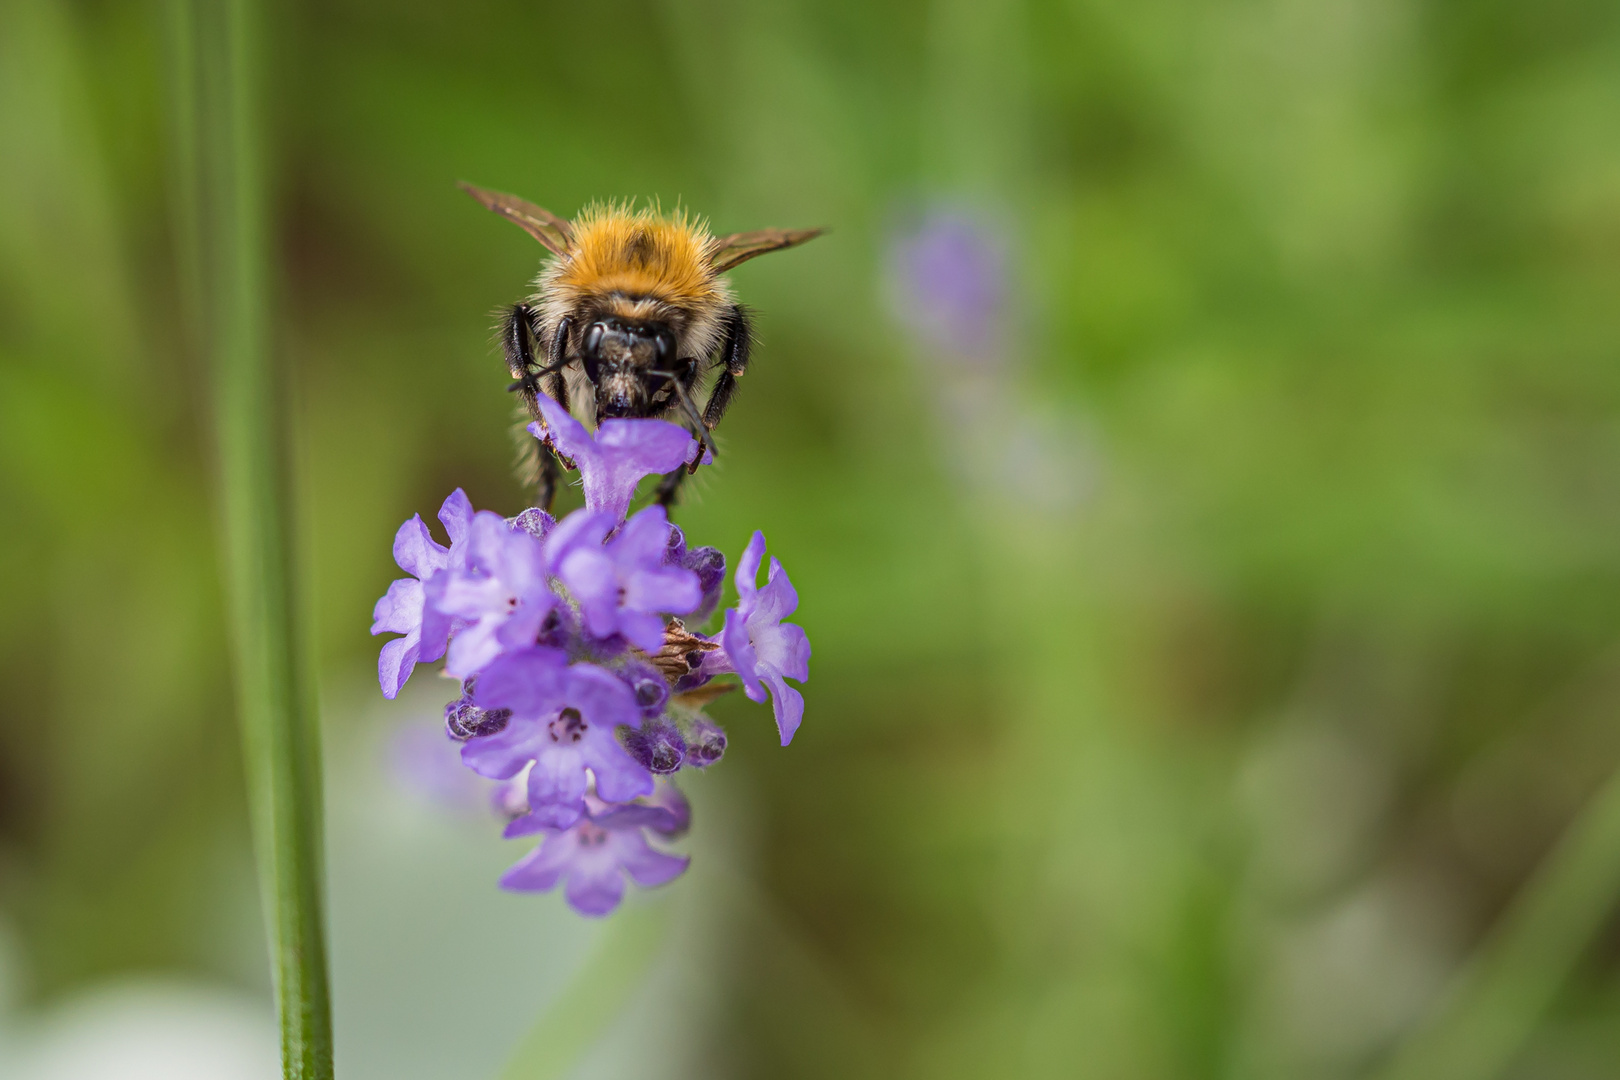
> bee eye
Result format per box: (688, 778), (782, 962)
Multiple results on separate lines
(654, 330), (675, 370)
(581, 321), (606, 381)
(583, 321), (605, 358)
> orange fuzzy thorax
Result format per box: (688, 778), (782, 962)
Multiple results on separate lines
(547, 204), (726, 315)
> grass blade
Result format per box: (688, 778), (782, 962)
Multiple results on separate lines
(168, 0), (334, 1075)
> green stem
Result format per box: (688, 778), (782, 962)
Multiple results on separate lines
(168, 0), (334, 1076)
(1374, 763), (1620, 1080)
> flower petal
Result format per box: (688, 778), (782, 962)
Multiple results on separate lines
(438, 488), (474, 546)
(594, 418), (695, 468)
(526, 745), (589, 817)
(755, 557), (800, 622)
(376, 633), (420, 700)
(754, 620), (811, 684)
(499, 833), (573, 892)
(585, 738), (655, 803)
(564, 863), (626, 917)
(444, 619), (502, 680)
(371, 578), (423, 636)
(734, 531), (767, 599)
(761, 672), (805, 746)
(623, 566), (701, 619)
(567, 664), (642, 731)
(613, 830), (689, 887)
(722, 606), (764, 702)
(616, 610), (669, 655)
(503, 807), (580, 837)
(460, 720), (541, 780)
(475, 647), (570, 718)
(530, 397), (595, 466)
(392, 514), (448, 580)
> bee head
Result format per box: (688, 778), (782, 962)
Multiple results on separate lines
(580, 316), (677, 420)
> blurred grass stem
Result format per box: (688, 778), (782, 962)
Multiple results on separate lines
(1375, 761), (1620, 1080)
(166, 0), (334, 1075)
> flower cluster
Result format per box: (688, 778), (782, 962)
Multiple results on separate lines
(371, 397), (809, 916)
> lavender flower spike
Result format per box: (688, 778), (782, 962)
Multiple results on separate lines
(370, 489), (473, 698)
(720, 532), (811, 745)
(500, 795), (689, 917)
(529, 395), (704, 522)
(466, 649), (653, 829)
(549, 505), (702, 652)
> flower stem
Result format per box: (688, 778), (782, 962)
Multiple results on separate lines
(168, 0), (334, 1075)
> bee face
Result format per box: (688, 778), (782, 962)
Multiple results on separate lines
(461, 183), (823, 510)
(579, 315), (678, 419)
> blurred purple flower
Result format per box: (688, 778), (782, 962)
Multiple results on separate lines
(430, 511), (556, 679)
(371, 489), (474, 699)
(529, 396), (706, 522)
(886, 207), (1008, 355)
(500, 790), (690, 917)
(718, 532), (810, 746)
(466, 648), (652, 829)
(547, 505), (701, 653)
(388, 720), (487, 811)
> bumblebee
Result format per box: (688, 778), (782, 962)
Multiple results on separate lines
(461, 183), (822, 511)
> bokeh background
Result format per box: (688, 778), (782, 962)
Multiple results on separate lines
(4, 0), (1620, 1077)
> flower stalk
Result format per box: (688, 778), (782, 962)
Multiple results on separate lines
(168, 0), (334, 1075)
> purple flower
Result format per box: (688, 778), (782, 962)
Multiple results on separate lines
(529, 395), (705, 522)
(371, 489), (473, 698)
(465, 648), (652, 829)
(499, 792), (690, 917)
(430, 511), (557, 678)
(548, 505), (701, 653)
(886, 206), (1008, 356)
(720, 532), (810, 746)
(389, 720), (487, 811)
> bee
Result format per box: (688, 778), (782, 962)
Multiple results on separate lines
(461, 183), (823, 511)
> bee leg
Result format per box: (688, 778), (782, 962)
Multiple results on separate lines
(701, 304), (752, 432)
(531, 322), (575, 512)
(531, 440), (560, 514)
(654, 466), (687, 509)
(502, 304), (543, 412)
(504, 304), (572, 512)
(653, 367), (718, 474)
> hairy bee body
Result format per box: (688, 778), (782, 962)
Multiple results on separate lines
(535, 204), (733, 422)
(463, 183), (821, 512)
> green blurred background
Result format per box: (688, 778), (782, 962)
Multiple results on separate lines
(4, 0), (1620, 1077)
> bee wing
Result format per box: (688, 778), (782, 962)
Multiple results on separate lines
(459, 182), (574, 255)
(708, 227), (825, 272)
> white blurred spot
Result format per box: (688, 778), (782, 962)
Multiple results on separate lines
(2, 980), (276, 1080)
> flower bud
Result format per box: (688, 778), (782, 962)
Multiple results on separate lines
(623, 718), (686, 773)
(682, 718), (727, 768)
